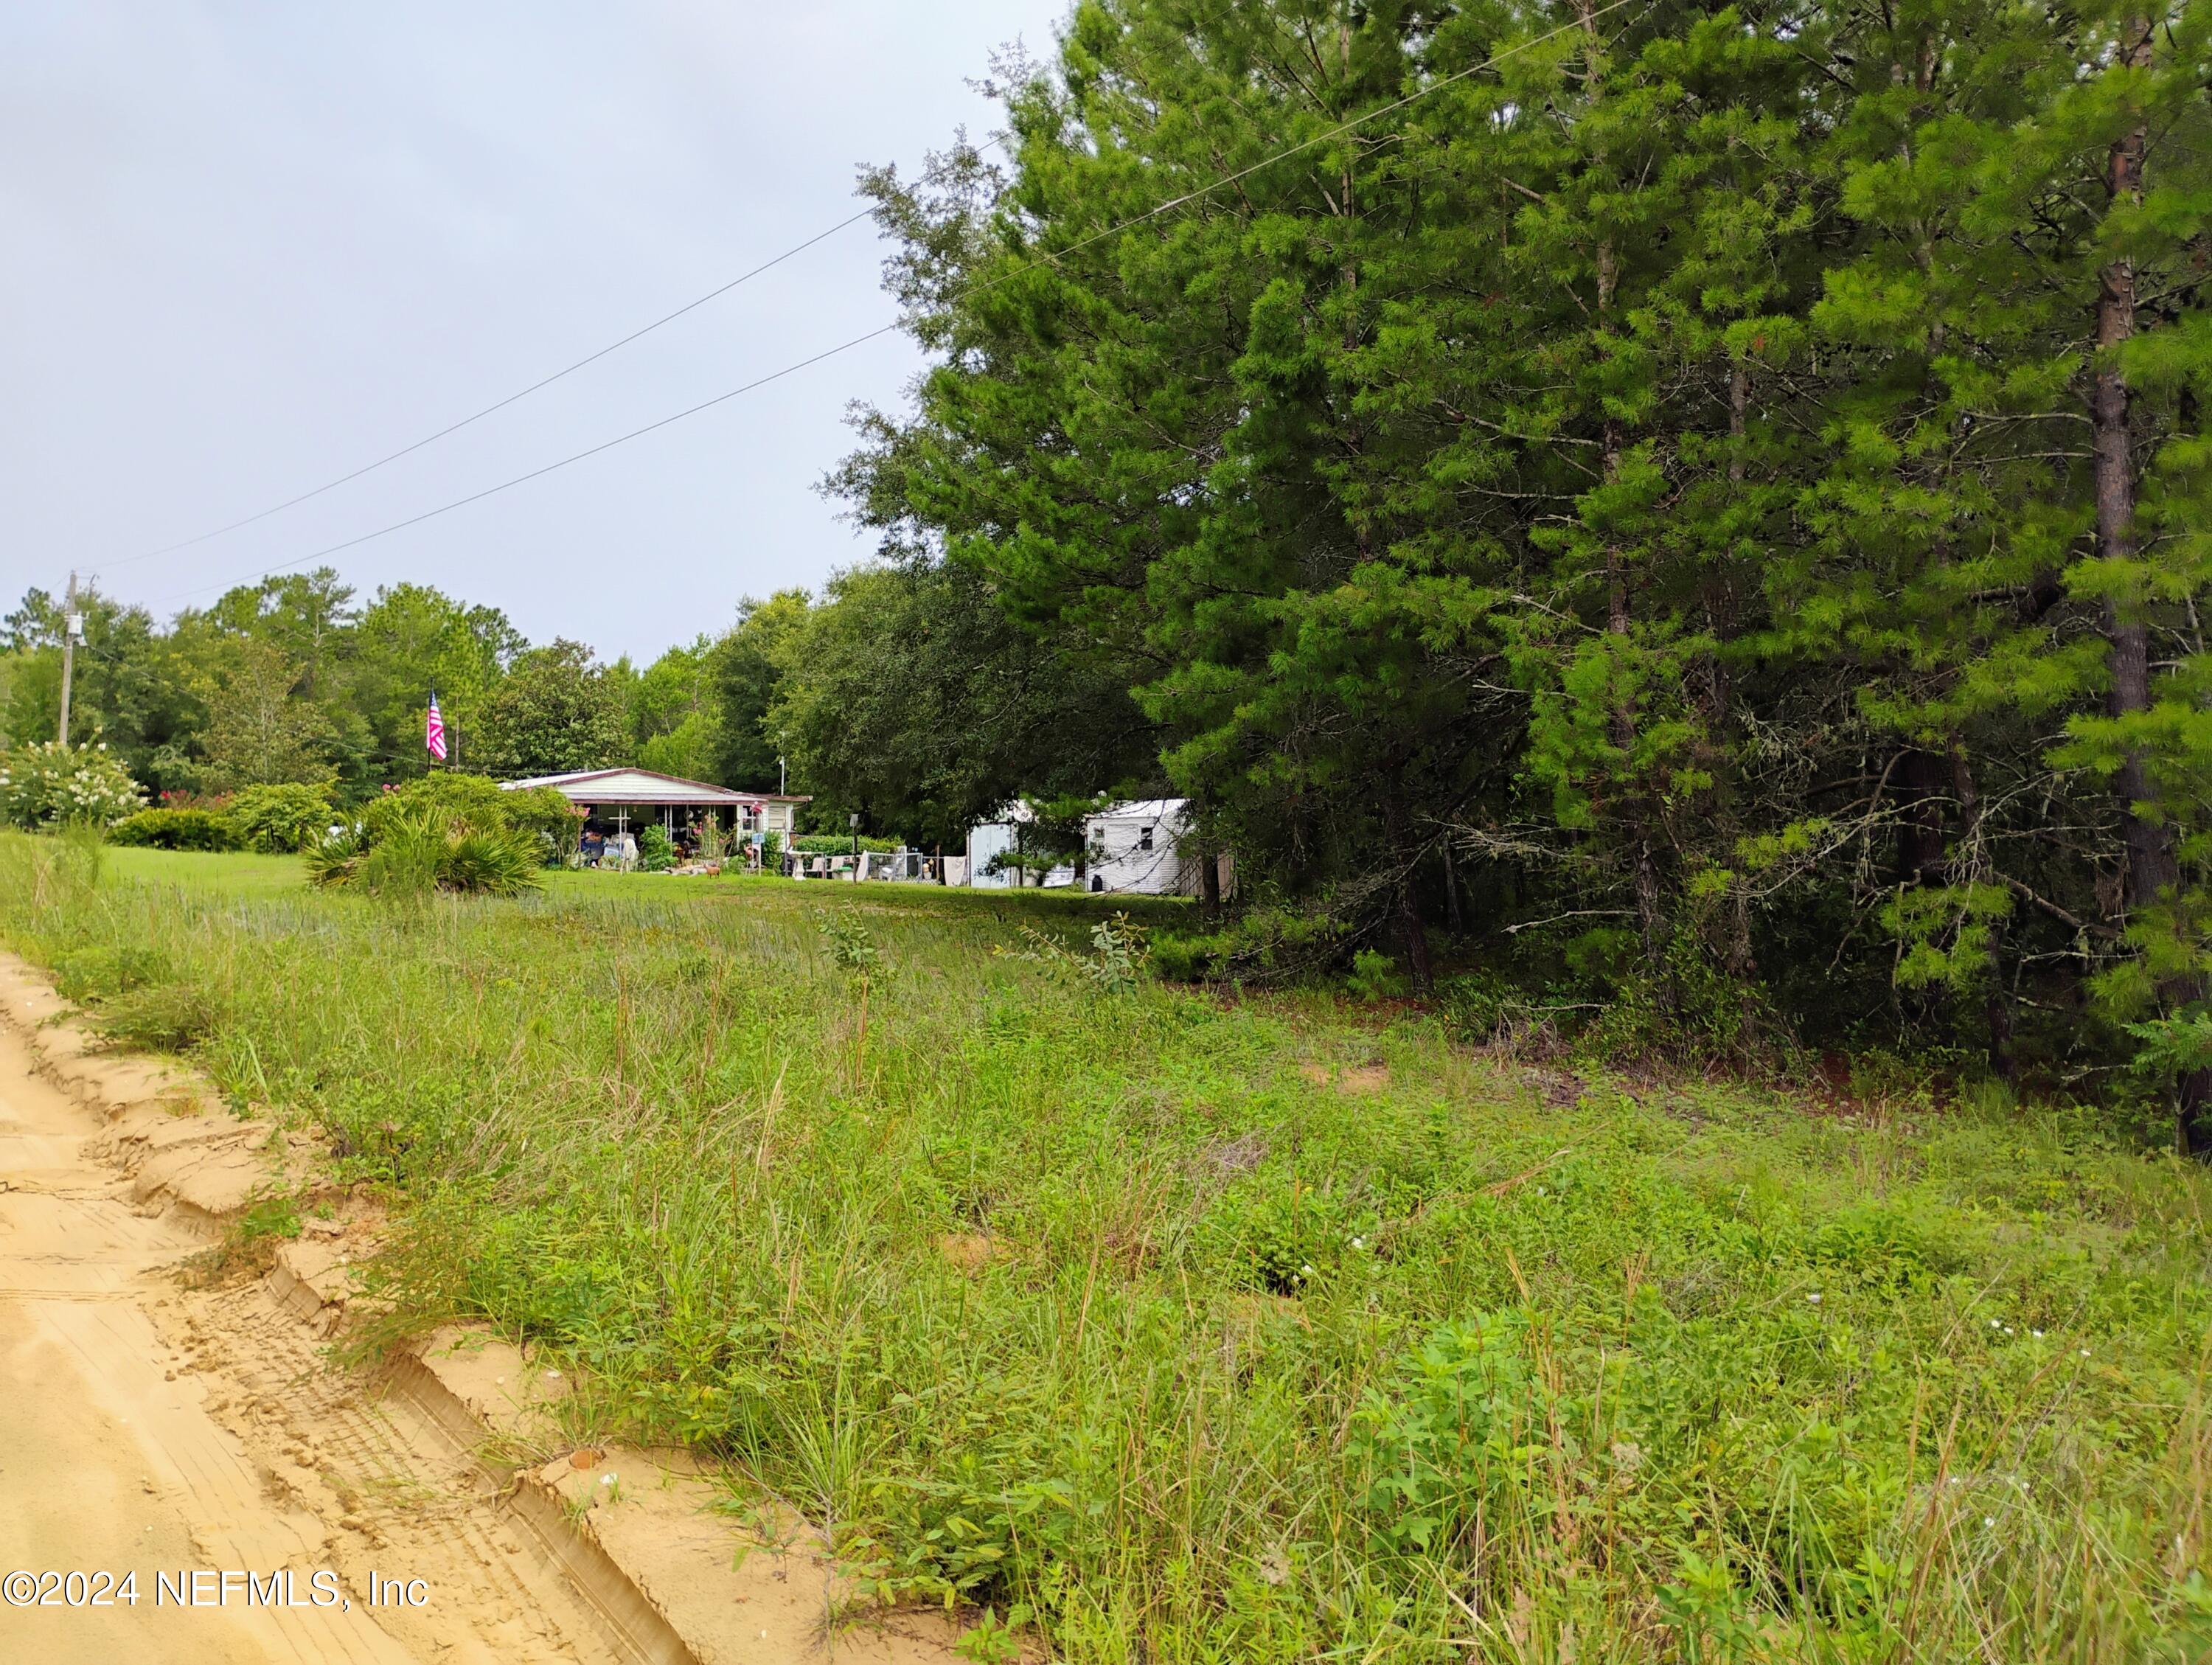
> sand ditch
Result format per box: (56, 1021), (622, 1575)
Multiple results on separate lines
(0, 949), (984, 1664)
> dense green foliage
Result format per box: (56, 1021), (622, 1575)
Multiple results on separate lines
(634, 822), (676, 872)
(2, 574), (524, 797)
(305, 774), (577, 896)
(760, 555), (1152, 847)
(704, 591), (809, 790)
(360, 774), (581, 856)
(6, 835), (2207, 1661)
(108, 807), (242, 852)
(310, 816), (544, 900)
(468, 638), (630, 780)
(18, 0), (2212, 1141)
(790, 832), (903, 855)
(815, 0), (2212, 1147)
(224, 782), (338, 853)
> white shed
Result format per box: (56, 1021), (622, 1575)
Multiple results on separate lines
(965, 802), (1076, 889)
(1083, 799), (1193, 895)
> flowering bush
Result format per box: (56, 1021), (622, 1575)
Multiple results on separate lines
(0, 741), (145, 831)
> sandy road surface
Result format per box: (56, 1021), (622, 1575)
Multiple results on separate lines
(0, 1020), (629, 1664)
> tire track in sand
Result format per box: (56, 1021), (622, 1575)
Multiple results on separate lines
(0, 1016), (627, 1664)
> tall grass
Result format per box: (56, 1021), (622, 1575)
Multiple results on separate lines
(3, 830), (2208, 1661)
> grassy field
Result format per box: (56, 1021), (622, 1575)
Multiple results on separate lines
(104, 844), (310, 898)
(102, 844), (1199, 920)
(4, 832), (2208, 1662)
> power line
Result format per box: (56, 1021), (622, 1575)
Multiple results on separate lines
(147, 324), (907, 605)
(105, 206), (879, 570)
(151, 1), (1635, 610)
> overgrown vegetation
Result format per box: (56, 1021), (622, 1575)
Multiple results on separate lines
(224, 781), (336, 852)
(306, 775), (574, 898)
(5, 833), (2205, 1662)
(826, 0), (2212, 1147)
(108, 806), (240, 851)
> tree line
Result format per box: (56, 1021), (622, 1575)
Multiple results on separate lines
(819, 0), (2212, 1143)
(0, 564), (1099, 841)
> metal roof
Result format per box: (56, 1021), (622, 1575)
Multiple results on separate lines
(978, 797), (1189, 830)
(1090, 798), (1188, 823)
(501, 768), (810, 807)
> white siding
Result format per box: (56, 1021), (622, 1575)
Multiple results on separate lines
(967, 822), (1019, 888)
(1085, 802), (1190, 894)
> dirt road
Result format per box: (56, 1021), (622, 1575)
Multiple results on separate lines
(0, 1017), (628, 1664)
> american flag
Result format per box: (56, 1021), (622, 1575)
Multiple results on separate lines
(425, 693), (448, 762)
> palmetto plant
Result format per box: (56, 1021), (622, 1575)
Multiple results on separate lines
(307, 806), (541, 898)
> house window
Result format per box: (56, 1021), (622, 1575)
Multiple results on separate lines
(1139, 825), (1154, 852)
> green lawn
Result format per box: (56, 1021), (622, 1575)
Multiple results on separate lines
(103, 846), (1195, 930)
(6, 832), (2208, 1662)
(104, 844), (308, 899)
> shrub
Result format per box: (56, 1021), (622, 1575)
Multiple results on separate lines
(636, 824), (675, 872)
(310, 806), (543, 898)
(1203, 1182), (1362, 1295)
(1346, 949), (1408, 1001)
(348, 821), (445, 897)
(790, 832), (899, 855)
(1349, 1312), (1548, 1555)
(438, 826), (545, 896)
(999, 913), (1151, 993)
(1151, 903), (1344, 984)
(108, 807), (241, 852)
(225, 782), (335, 852)
(0, 741), (144, 830)
(302, 824), (367, 889)
(55, 945), (170, 1003)
(364, 774), (579, 861)
(156, 789), (230, 813)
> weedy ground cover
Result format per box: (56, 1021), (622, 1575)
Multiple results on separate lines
(3, 831), (2208, 1661)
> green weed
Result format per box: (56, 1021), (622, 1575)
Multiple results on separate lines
(1, 830), (2207, 1662)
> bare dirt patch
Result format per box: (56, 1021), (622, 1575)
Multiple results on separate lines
(0, 953), (987, 1664)
(0, 976), (627, 1664)
(936, 1231), (995, 1272)
(1299, 1060), (1391, 1094)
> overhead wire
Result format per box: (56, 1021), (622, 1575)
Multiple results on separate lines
(146, 0), (1635, 610)
(105, 206), (878, 569)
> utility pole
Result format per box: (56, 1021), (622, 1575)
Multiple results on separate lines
(55, 572), (82, 747)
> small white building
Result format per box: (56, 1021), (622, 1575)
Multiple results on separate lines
(966, 802), (1076, 889)
(962, 797), (1222, 896)
(1084, 799), (1194, 895)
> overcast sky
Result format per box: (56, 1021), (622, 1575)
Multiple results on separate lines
(0, 2), (1065, 662)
